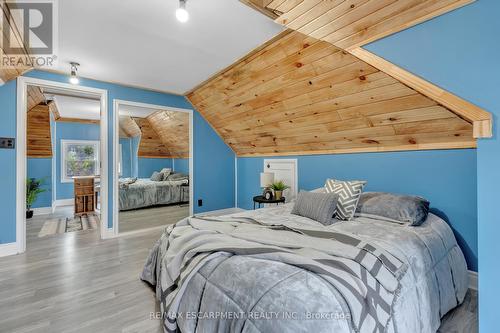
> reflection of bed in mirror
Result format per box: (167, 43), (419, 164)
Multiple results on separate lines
(119, 173), (189, 211)
(117, 103), (191, 233)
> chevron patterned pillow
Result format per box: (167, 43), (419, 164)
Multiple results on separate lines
(324, 179), (367, 221)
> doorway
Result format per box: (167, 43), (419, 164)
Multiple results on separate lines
(16, 77), (108, 253)
(113, 100), (193, 236)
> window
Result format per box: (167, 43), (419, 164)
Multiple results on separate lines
(61, 140), (100, 183)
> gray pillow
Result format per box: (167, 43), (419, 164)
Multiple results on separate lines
(150, 171), (163, 182)
(160, 168), (172, 179)
(355, 192), (430, 226)
(325, 179), (366, 221)
(167, 173), (188, 181)
(291, 191), (339, 226)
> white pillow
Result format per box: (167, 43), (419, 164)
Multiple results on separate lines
(160, 168), (172, 179)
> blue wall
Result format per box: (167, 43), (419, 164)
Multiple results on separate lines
(138, 158), (172, 178)
(193, 110), (235, 212)
(0, 80), (17, 244)
(131, 136), (140, 178)
(120, 136), (140, 178)
(27, 158), (52, 208)
(173, 158), (189, 174)
(0, 69), (235, 243)
(55, 122), (100, 200)
(120, 138), (173, 179)
(119, 138), (133, 178)
(365, 1), (498, 330)
(237, 149), (478, 271)
(120, 139), (190, 178)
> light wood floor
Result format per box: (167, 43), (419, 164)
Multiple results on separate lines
(119, 204), (189, 234)
(0, 208), (477, 333)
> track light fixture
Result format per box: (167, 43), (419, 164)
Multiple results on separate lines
(69, 62), (80, 85)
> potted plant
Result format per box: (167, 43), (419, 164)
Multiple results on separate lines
(270, 180), (290, 200)
(26, 178), (48, 219)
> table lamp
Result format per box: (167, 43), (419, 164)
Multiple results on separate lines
(260, 172), (275, 200)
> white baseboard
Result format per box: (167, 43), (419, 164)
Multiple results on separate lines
(469, 270), (478, 291)
(32, 207), (53, 216)
(55, 199), (74, 207)
(101, 227), (116, 240)
(0, 242), (20, 257)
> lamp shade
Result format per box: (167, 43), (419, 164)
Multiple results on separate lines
(260, 172), (274, 188)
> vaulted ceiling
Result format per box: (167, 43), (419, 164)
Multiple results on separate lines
(119, 111), (189, 159)
(187, 30), (476, 156)
(8, 0), (494, 159)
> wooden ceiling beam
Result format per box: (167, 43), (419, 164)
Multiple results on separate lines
(350, 47), (492, 138)
(55, 118), (100, 125)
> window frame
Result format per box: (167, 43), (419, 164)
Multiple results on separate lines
(60, 139), (100, 183)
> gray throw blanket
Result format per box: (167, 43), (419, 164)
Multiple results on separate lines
(141, 215), (407, 333)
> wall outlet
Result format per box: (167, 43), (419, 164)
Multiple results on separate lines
(198, 199), (203, 207)
(0, 137), (15, 149)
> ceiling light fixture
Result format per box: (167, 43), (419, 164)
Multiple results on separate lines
(176, 0), (189, 23)
(69, 62), (80, 85)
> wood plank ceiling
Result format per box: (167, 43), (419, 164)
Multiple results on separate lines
(119, 111), (189, 159)
(27, 86), (45, 112)
(134, 117), (172, 158)
(266, 0), (474, 51)
(0, 0), (33, 83)
(27, 104), (52, 158)
(259, 0), (491, 137)
(147, 111), (190, 158)
(27, 93), (100, 158)
(187, 30), (475, 157)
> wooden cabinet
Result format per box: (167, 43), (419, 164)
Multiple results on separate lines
(73, 177), (95, 216)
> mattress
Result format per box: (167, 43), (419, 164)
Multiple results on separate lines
(119, 178), (189, 211)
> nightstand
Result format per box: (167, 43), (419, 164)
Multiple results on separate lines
(253, 195), (286, 209)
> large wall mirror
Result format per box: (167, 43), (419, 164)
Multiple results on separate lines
(117, 102), (191, 234)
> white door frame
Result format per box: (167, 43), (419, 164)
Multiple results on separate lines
(16, 76), (109, 253)
(112, 99), (194, 237)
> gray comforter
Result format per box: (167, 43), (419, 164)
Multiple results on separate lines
(119, 178), (189, 211)
(142, 204), (468, 333)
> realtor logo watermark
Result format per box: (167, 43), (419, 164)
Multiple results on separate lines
(1, 0), (58, 68)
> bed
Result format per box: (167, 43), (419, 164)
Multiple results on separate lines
(142, 202), (468, 333)
(119, 178), (189, 211)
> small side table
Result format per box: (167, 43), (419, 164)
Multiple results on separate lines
(253, 195), (286, 209)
